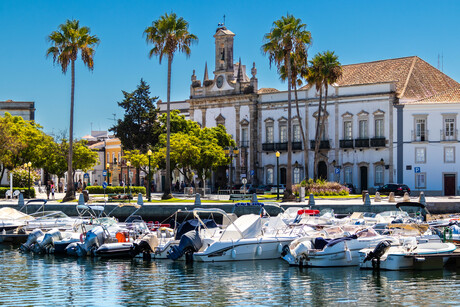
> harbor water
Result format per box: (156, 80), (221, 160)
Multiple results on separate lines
(1, 244), (460, 306)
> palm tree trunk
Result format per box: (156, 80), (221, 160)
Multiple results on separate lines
(294, 85), (308, 180)
(162, 54), (172, 199)
(313, 87), (323, 180)
(319, 84), (329, 164)
(285, 53), (293, 199)
(63, 59), (76, 202)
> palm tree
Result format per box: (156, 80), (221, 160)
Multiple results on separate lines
(144, 12), (197, 200)
(263, 14), (311, 199)
(309, 51), (342, 179)
(47, 19), (99, 202)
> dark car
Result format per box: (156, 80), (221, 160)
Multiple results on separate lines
(377, 184), (411, 196)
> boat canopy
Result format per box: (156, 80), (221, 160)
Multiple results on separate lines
(220, 214), (263, 240)
(0, 207), (34, 221)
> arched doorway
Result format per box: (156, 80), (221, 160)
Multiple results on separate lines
(360, 166), (368, 192)
(280, 167), (287, 185)
(318, 161), (327, 180)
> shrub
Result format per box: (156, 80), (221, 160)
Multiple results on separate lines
(86, 186), (146, 195)
(294, 179), (349, 197)
(0, 187), (36, 198)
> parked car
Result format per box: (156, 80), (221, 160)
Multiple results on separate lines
(239, 184), (254, 194)
(253, 185), (271, 194)
(270, 184), (285, 194)
(377, 184), (411, 196)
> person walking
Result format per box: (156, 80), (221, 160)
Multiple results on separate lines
(50, 181), (55, 200)
(46, 181), (51, 200)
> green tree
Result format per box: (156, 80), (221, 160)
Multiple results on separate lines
(47, 19), (100, 202)
(309, 51), (343, 179)
(110, 79), (161, 152)
(72, 139), (99, 173)
(144, 12), (198, 199)
(263, 14), (311, 199)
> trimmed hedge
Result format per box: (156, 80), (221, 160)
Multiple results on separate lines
(293, 179), (349, 197)
(0, 187), (36, 198)
(86, 186), (146, 195)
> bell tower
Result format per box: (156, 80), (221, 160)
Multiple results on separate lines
(213, 25), (235, 79)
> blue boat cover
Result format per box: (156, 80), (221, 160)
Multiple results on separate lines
(325, 235), (358, 248)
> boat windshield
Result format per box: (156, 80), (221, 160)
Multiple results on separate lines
(377, 211), (409, 218)
(29, 211), (70, 220)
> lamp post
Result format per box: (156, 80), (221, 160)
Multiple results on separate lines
(147, 149), (152, 202)
(127, 161), (131, 197)
(106, 163), (110, 186)
(276, 151), (280, 200)
(224, 146), (239, 192)
(24, 162), (31, 198)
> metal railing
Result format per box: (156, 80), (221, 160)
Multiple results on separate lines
(310, 140), (331, 150)
(262, 142), (302, 151)
(440, 129), (458, 142)
(339, 139), (354, 148)
(411, 130), (429, 142)
(370, 137), (386, 147)
(354, 138), (370, 148)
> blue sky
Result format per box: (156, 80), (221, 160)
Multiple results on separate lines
(1, 0), (459, 138)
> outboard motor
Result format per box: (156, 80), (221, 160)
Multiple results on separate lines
(363, 240), (392, 263)
(20, 229), (44, 252)
(75, 226), (108, 257)
(167, 230), (202, 262)
(33, 229), (62, 254)
(65, 242), (79, 256)
(133, 233), (159, 260)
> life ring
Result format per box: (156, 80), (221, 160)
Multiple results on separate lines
(80, 232), (86, 243)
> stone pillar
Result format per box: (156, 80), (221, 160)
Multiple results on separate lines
(235, 105), (241, 183)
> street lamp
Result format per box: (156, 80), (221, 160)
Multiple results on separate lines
(224, 146), (239, 191)
(127, 161), (131, 197)
(24, 162), (32, 198)
(276, 151), (280, 200)
(147, 149), (152, 202)
(106, 163), (110, 186)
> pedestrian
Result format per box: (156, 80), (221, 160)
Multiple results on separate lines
(46, 181), (51, 200)
(50, 180), (55, 200)
(181, 181), (185, 193)
(175, 180), (180, 192)
(58, 181), (63, 193)
(94, 180), (98, 186)
(78, 179), (83, 192)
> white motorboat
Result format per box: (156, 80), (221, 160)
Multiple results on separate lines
(359, 237), (457, 270)
(283, 227), (397, 267)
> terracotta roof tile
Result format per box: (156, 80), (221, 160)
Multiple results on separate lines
(408, 87), (460, 104)
(258, 88), (280, 94)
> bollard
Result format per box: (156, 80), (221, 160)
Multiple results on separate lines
(78, 193), (85, 205)
(403, 192), (410, 202)
(418, 191), (426, 206)
(137, 193), (144, 206)
(388, 192), (396, 202)
(364, 193), (371, 205)
(374, 191), (381, 202)
(308, 193), (315, 206)
(299, 187), (306, 202)
(18, 193), (24, 207)
(194, 193), (201, 206)
(252, 193), (258, 203)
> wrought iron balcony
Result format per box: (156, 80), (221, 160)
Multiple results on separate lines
(240, 141), (249, 148)
(292, 142), (302, 150)
(354, 138), (370, 148)
(262, 143), (275, 151)
(411, 130), (429, 142)
(440, 129), (458, 142)
(262, 142), (303, 151)
(370, 137), (386, 147)
(339, 139), (354, 148)
(310, 140), (331, 150)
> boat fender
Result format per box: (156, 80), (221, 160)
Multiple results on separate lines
(80, 232), (86, 243)
(345, 248), (352, 263)
(277, 243), (283, 254)
(256, 245), (262, 256)
(231, 248), (237, 259)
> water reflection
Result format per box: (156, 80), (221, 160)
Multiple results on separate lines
(0, 244), (459, 306)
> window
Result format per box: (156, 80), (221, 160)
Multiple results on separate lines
(107, 153), (110, 164)
(241, 127), (248, 147)
(445, 147), (455, 163)
(266, 125), (274, 143)
(344, 121), (352, 140)
(118, 153), (121, 165)
(280, 125), (287, 142)
(359, 120), (368, 138)
(293, 167), (301, 184)
(344, 166), (352, 184)
(293, 124), (301, 142)
(112, 153), (115, 163)
(415, 148), (426, 163)
(444, 117), (455, 140)
(375, 165), (384, 185)
(415, 118), (426, 141)
(266, 168), (274, 184)
(375, 119), (384, 138)
(415, 173), (426, 189)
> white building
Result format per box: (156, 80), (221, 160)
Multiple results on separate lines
(160, 26), (460, 195)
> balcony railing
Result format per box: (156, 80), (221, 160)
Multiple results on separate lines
(339, 139), (354, 148)
(440, 129), (458, 142)
(411, 130), (429, 142)
(240, 140), (249, 148)
(370, 137), (386, 147)
(354, 138), (370, 148)
(310, 140), (331, 150)
(262, 142), (302, 151)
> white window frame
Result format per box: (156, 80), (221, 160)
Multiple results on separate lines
(266, 125), (274, 143)
(375, 165), (384, 185)
(293, 124), (301, 142)
(344, 166), (353, 184)
(359, 120), (368, 138)
(415, 173), (426, 189)
(266, 168), (274, 185)
(444, 147), (455, 163)
(293, 167), (301, 184)
(414, 116), (427, 141)
(375, 118), (384, 138)
(279, 125), (287, 143)
(415, 147), (426, 164)
(344, 121), (352, 140)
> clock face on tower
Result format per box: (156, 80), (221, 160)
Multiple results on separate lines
(216, 75), (224, 88)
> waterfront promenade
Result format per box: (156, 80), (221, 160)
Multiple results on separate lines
(1, 187), (460, 221)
